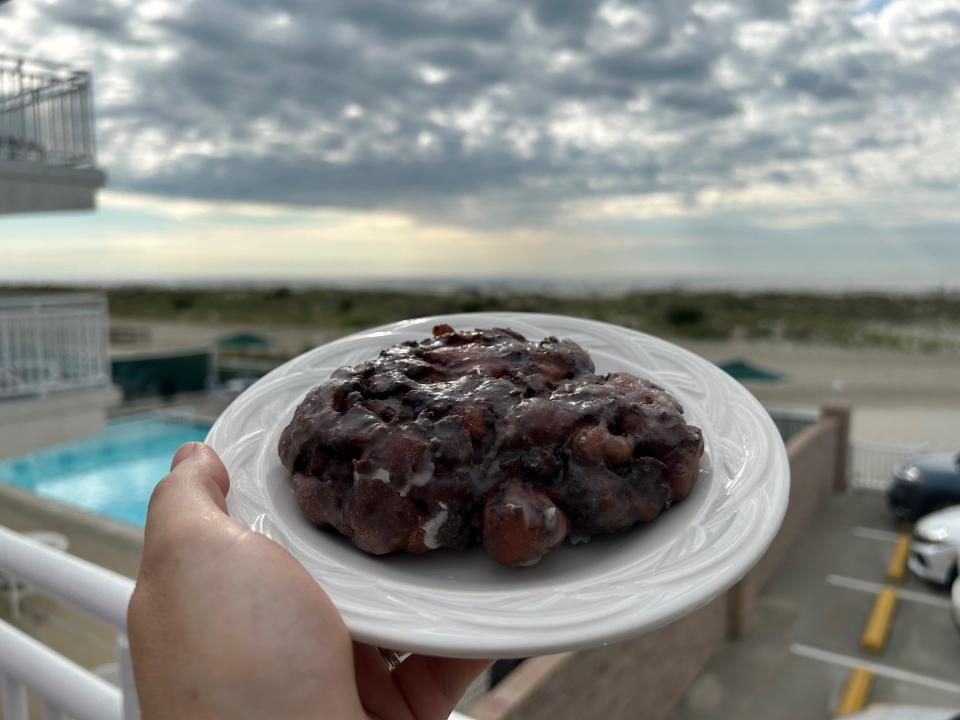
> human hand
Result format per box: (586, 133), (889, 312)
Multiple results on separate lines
(128, 442), (490, 720)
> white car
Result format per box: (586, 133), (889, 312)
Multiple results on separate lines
(909, 506), (960, 586)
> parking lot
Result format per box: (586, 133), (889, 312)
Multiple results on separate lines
(675, 491), (960, 718)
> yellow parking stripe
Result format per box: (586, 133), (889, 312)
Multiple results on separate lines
(835, 667), (874, 716)
(886, 534), (910, 582)
(861, 587), (898, 652)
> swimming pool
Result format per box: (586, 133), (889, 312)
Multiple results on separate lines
(0, 416), (210, 526)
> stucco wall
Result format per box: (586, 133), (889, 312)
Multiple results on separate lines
(728, 416), (840, 636)
(0, 386), (120, 459)
(0, 159), (105, 215)
(472, 595), (729, 720)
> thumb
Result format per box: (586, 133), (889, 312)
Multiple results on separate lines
(144, 443), (233, 545)
(170, 442), (230, 502)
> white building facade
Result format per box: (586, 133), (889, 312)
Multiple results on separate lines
(0, 55), (115, 457)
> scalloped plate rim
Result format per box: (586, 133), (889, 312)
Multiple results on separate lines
(209, 312), (790, 658)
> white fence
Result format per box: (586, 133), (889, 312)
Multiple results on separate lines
(0, 294), (110, 399)
(849, 439), (928, 492)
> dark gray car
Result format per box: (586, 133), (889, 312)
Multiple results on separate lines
(887, 451), (960, 522)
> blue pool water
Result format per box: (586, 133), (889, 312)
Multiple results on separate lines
(0, 416), (210, 526)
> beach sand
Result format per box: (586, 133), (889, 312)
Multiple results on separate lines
(682, 339), (960, 450)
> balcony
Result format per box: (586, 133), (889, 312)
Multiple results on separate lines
(0, 294), (119, 457)
(0, 55), (106, 215)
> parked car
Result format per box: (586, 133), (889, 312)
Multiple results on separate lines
(845, 708), (959, 720)
(952, 572), (960, 634)
(887, 451), (960, 522)
(909, 507), (960, 586)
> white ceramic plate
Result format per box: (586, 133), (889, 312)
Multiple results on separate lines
(208, 313), (789, 658)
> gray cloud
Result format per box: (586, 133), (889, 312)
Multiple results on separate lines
(749, 0), (795, 19)
(656, 87), (739, 118)
(533, 0), (603, 29)
(1, 0), (958, 226)
(52, 1), (131, 36)
(784, 69), (858, 101)
(342, 1), (516, 41)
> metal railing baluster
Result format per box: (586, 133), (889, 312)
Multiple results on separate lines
(43, 700), (70, 720)
(0, 294), (112, 399)
(2, 673), (30, 720)
(0, 55), (97, 168)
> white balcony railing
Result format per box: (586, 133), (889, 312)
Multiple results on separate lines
(0, 55), (97, 170)
(0, 294), (111, 400)
(0, 525), (136, 720)
(0, 525), (477, 720)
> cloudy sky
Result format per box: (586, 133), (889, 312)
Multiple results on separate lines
(2, 0), (959, 288)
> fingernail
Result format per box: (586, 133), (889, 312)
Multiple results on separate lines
(171, 442), (202, 470)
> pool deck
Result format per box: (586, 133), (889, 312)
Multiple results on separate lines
(108, 389), (238, 426)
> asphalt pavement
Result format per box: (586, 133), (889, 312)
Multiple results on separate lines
(675, 492), (960, 719)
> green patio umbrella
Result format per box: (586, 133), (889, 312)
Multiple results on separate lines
(216, 332), (273, 350)
(716, 358), (785, 383)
